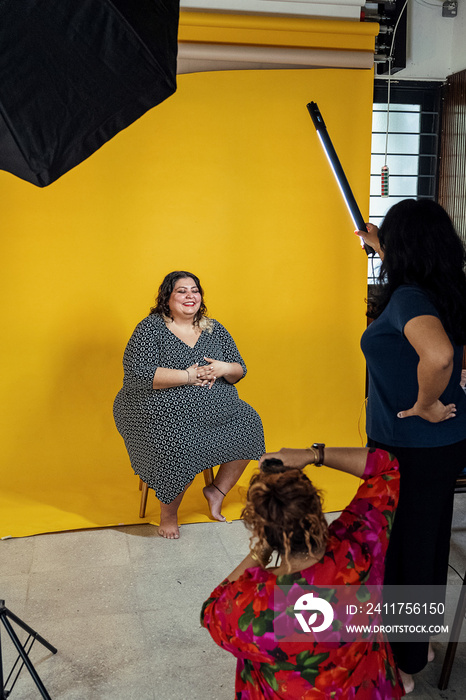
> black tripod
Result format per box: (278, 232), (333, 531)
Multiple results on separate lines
(0, 601), (57, 699)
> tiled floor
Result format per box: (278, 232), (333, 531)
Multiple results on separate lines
(1, 495), (466, 700)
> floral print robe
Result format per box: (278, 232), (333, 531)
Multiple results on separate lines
(201, 449), (404, 699)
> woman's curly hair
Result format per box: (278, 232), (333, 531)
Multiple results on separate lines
(150, 270), (208, 326)
(242, 458), (329, 571)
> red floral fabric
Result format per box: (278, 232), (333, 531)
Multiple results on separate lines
(201, 449), (404, 699)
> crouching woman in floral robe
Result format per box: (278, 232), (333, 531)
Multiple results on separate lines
(201, 446), (404, 699)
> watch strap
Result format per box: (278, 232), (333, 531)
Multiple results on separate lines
(311, 442), (325, 467)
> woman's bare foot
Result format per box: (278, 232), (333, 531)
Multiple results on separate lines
(428, 641), (435, 662)
(203, 483), (227, 522)
(158, 514), (180, 539)
(399, 669), (414, 694)
(158, 485), (191, 539)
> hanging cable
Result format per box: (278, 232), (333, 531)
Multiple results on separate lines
(382, 0), (410, 197)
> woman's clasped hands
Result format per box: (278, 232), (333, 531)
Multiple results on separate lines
(187, 357), (230, 389)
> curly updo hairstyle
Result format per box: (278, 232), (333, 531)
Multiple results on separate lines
(242, 458), (329, 571)
(150, 270), (208, 326)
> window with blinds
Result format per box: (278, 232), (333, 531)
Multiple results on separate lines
(367, 80), (442, 283)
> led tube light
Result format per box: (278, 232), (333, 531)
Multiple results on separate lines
(307, 101), (375, 255)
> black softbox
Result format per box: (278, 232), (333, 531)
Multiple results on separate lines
(0, 0), (180, 187)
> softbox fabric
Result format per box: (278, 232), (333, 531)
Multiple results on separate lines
(0, 0), (180, 187)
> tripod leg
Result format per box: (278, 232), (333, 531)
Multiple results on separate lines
(2, 607), (57, 655)
(1, 616), (52, 700)
(0, 625), (5, 700)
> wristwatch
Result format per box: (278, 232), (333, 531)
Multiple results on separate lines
(312, 442), (325, 467)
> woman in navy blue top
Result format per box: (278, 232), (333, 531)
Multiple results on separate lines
(359, 199), (466, 692)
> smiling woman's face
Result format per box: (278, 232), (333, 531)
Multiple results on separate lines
(168, 277), (202, 321)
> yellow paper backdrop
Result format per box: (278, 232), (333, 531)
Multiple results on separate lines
(0, 69), (372, 538)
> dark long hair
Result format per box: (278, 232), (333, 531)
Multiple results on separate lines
(368, 199), (466, 344)
(242, 458), (329, 570)
(150, 270), (207, 325)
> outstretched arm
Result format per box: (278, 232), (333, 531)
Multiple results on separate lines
(258, 447), (368, 478)
(226, 447), (369, 582)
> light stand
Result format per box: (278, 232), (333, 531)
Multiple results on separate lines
(0, 601), (57, 699)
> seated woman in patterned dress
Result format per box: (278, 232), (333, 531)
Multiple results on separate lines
(201, 446), (404, 699)
(113, 270), (265, 539)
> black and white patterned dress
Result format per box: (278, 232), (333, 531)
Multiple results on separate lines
(113, 314), (265, 503)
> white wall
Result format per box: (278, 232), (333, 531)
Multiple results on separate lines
(450, 0), (466, 74)
(384, 0), (466, 80)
